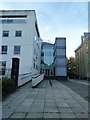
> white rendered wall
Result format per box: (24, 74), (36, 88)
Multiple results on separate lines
(55, 38), (67, 77)
(55, 38), (66, 46)
(56, 67), (67, 76)
(32, 73), (44, 87)
(0, 10), (42, 85)
(56, 58), (66, 66)
(56, 49), (66, 56)
(1, 21), (33, 74)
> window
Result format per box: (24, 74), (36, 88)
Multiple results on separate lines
(35, 22), (40, 37)
(1, 46), (8, 54)
(0, 61), (6, 75)
(3, 31), (9, 37)
(15, 31), (22, 37)
(14, 46), (21, 54)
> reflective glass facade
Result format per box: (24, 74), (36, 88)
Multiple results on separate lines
(43, 44), (53, 65)
(41, 42), (54, 76)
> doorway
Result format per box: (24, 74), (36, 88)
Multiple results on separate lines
(46, 69), (49, 76)
(11, 58), (20, 86)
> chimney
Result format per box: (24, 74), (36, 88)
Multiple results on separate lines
(81, 36), (84, 44)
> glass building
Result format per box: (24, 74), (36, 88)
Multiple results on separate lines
(41, 42), (54, 76)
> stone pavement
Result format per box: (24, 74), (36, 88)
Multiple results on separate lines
(69, 79), (90, 86)
(58, 79), (88, 102)
(2, 80), (89, 119)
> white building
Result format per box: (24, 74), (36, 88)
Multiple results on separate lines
(0, 10), (42, 86)
(54, 37), (67, 80)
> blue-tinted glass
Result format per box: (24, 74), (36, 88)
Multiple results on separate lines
(43, 44), (54, 65)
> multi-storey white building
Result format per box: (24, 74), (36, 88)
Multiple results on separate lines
(54, 37), (67, 79)
(0, 10), (42, 86)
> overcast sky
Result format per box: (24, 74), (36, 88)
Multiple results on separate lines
(0, 2), (88, 58)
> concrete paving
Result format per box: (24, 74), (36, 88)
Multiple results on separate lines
(2, 80), (89, 119)
(59, 79), (89, 102)
(69, 79), (90, 86)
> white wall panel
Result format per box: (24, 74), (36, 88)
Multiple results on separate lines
(56, 67), (67, 76)
(56, 49), (65, 56)
(56, 38), (66, 46)
(0, 10), (42, 86)
(56, 58), (66, 65)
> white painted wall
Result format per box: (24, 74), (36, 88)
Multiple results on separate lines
(56, 49), (66, 56)
(18, 73), (32, 86)
(55, 38), (66, 46)
(55, 38), (67, 77)
(56, 58), (66, 65)
(32, 73), (44, 87)
(56, 67), (67, 76)
(0, 10), (42, 85)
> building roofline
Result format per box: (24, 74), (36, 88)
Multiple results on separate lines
(55, 37), (66, 40)
(0, 10), (36, 17)
(0, 10), (35, 12)
(42, 42), (53, 45)
(75, 35), (90, 52)
(54, 37), (66, 45)
(74, 44), (82, 52)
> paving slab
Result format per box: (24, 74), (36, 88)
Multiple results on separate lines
(43, 112), (60, 118)
(44, 107), (58, 113)
(26, 112), (43, 118)
(10, 112), (27, 118)
(2, 79), (88, 119)
(59, 79), (88, 101)
(60, 113), (76, 118)
(29, 106), (44, 113)
(75, 113), (88, 118)
(58, 107), (73, 113)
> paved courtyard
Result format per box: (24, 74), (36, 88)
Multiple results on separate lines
(2, 80), (89, 119)
(58, 79), (89, 102)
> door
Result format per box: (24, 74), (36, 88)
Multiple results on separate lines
(46, 69), (49, 76)
(11, 58), (20, 86)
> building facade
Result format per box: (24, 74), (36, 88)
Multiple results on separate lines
(41, 42), (54, 77)
(0, 10), (67, 83)
(75, 33), (90, 80)
(88, 36), (90, 79)
(54, 37), (67, 79)
(0, 10), (42, 86)
(41, 38), (67, 79)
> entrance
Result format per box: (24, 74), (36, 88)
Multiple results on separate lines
(45, 69), (53, 76)
(11, 58), (20, 86)
(46, 69), (49, 76)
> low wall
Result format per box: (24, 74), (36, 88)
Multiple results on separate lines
(18, 73), (40, 86)
(32, 73), (44, 87)
(18, 73), (32, 86)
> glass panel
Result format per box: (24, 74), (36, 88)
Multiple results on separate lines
(0, 61), (6, 75)
(15, 31), (22, 37)
(3, 31), (9, 37)
(1, 46), (7, 54)
(14, 46), (20, 54)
